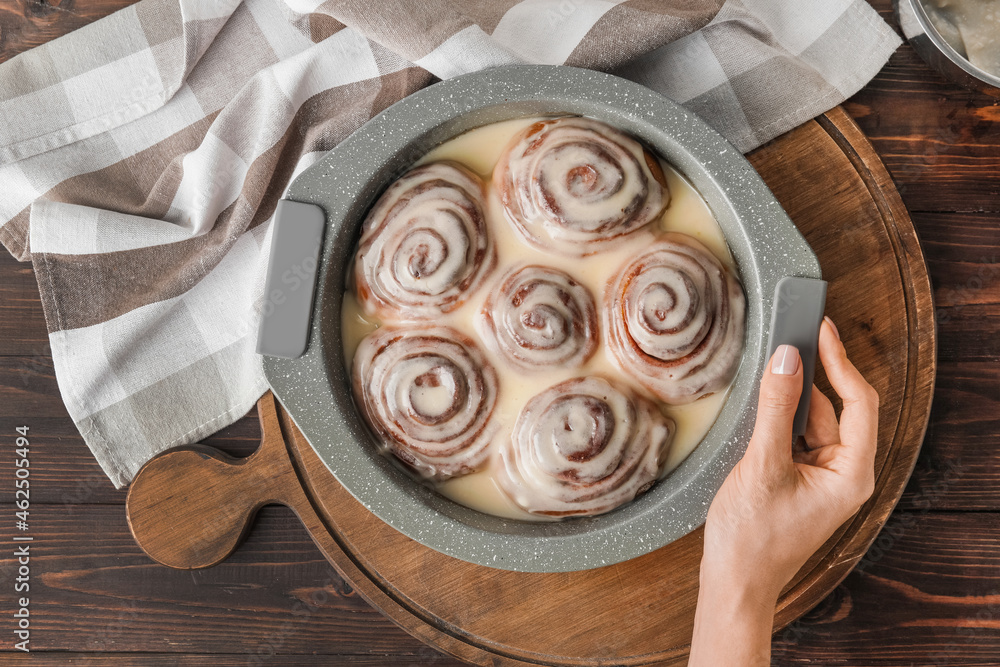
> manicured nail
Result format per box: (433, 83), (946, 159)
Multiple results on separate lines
(824, 316), (840, 340)
(771, 345), (800, 375)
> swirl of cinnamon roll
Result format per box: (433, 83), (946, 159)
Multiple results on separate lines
(480, 265), (598, 372)
(494, 117), (669, 256)
(354, 161), (496, 319)
(498, 377), (674, 517)
(606, 233), (746, 404)
(352, 326), (498, 480)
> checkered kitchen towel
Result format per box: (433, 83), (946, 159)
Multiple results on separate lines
(0, 0), (901, 487)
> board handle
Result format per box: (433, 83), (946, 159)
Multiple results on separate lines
(125, 391), (308, 569)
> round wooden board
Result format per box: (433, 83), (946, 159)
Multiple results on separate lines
(127, 106), (936, 666)
(258, 107), (936, 666)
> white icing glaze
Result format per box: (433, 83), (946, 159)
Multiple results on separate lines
(354, 162), (495, 319)
(352, 327), (498, 480)
(478, 265), (597, 373)
(498, 377), (673, 517)
(342, 117), (740, 521)
(606, 234), (746, 404)
(494, 117), (668, 255)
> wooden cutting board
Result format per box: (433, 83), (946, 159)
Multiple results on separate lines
(125, 106), (936, 666)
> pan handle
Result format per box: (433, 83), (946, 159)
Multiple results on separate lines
(256, 199), (326, 359)
(765, 276), (828, 438)
(125, 392), (311, 569)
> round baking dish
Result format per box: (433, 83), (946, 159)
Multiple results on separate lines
(262, 65), (821, 573)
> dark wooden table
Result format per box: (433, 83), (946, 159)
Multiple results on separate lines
(1, 1), (998, 664)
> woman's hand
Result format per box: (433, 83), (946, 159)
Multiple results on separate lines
(689, 317), (879, 666)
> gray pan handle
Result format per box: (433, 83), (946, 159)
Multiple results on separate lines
(766, 276), (828, 438)
(256, 200), (326, 359)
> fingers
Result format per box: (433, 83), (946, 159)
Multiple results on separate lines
(745, 344), (804, 472)
(803, 385), (840, 449)
(819, 318), (876, 408)
(818, 317), (879, 493)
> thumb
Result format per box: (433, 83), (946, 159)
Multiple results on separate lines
(745, 345), (804, 468)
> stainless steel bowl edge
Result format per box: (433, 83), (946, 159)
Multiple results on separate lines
(895, 0), (1000, 98)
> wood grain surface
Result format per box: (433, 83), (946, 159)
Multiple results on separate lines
(117, 105), (928, 667)
(0, 0), (998, 664)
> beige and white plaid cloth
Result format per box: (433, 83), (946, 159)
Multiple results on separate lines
(0, 0), (901, 487)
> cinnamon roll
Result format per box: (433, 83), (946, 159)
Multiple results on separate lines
(494, 117), (669, 256)
(606, 233), (745, 404)
(352, 326), (498, 480)
(480, 265), (598, 372)
(499, 377), (673, 517)
(354, 161), (495, 320)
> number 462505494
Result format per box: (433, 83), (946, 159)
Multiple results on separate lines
(15, 426), (29, 520)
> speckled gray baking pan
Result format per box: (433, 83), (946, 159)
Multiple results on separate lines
(263, 65), (821, 573)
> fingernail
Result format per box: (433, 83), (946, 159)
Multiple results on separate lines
(824, 316), (840, 340)
(772, 345), (800, 375)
